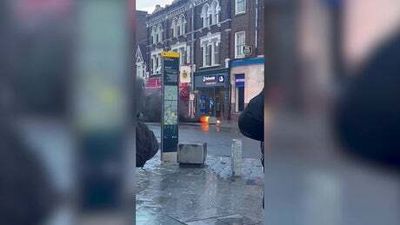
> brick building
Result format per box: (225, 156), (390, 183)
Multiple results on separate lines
(229, 0), (265, 120)
(140, 0), (265, 121)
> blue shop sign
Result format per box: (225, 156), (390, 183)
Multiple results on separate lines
(235, 74), (245, 88)
(194, 69), (229, 88)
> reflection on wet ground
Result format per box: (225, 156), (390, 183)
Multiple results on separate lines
(136, 152), (263, 225)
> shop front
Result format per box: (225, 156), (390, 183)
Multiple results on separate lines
(194, 68), (230, 120)
(230, 57), (265, 120)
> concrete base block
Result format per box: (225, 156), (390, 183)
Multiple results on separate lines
(161, 152), (178, 164)
(177, 143), (207, 165)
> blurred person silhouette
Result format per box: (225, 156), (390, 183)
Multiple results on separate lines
(136, 120), (159, 167)
(135, 78), (159, 168)
(238, 88), (264, 208)
(238, 89), (264, 166)
(335, 32), (400, 171)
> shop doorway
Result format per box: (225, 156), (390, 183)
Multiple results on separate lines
(237, 86), (245, 112)
(197, 87), (227, 119)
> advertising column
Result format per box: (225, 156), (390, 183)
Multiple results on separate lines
(161, 51), (180, 163)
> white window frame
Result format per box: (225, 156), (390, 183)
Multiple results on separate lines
(151, 49), (162, 75)
(186, 46), (191, 64)
(210, 0), (220, 25)
(179, 15), (186, 36)
(171, 42), (188, 66)
(200, 33), (221, 68)
(235, 0), (246, 15)
(235, 31), (246, 58)
(151, 26), (157, 44)
(201, 4), (210, 28)
(213, 41), (220, 65)
(171, 18), (178, 38)
(157, 24), (163, 43)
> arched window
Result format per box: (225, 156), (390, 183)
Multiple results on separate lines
(210, 0), (220, 25)
(151, 26), (157, 44)
(179, 15), (186, 35)
(171, 18), (178, 37)
(201, 4), (210, 28)
(157, 24), (163, 42)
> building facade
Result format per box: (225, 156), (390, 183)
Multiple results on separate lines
(229, 0), (265, 120)
(135, 10), (149, 80)
(192, 0), (232, 119)
(140, 0), (265, 121)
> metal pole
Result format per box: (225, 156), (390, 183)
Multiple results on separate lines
(255, 0), (259, 51)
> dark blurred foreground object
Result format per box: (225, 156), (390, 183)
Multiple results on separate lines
(136, 121), (159, 167)
(238, 89), (264, 165)
(0, 121), (54, 225)
(335, 32), (400, 170)
(238, 90), (264, 142)
(238, 89), (264, 208)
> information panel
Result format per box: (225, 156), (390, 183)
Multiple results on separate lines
(161, 52), (180, 156)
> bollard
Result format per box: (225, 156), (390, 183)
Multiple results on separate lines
(231, 139), (242, 176)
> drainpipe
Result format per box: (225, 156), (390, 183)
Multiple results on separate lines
(255, 0), (259, 53)
(191, 1), (195, 92)
(190, 1), (196, 118)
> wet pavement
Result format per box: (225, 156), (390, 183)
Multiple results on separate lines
(136, 151), (264, 225)
(137, 122), (264, 224)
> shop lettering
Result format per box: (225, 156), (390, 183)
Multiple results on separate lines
(203, 76), (216, 83)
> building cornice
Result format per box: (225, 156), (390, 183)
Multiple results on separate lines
(146, 0), (221, 27)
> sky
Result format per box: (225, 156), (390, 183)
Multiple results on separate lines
(136, 0), (174, 14)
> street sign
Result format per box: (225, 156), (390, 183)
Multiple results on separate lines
(243, 45), (252, 56)
(161, 51), (180, 163)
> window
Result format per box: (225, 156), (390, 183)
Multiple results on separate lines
(201, 4), (210, 28)
(172, 15), (186, 37)
(235, 31), (246, 58)
(171, 18), (178, 37)
(171, 43), (189, 66)
(137, 64), (143, 78)
(202, 42), (219, 67)
(200, 33), (221, 67)
(179, 15), (186, 35)
(186, 46), (191, 64)
(151, 24), (163, 43)
(157, 25), (163, 42)
(151, 51), (162, 75)
(210, 0), (220, 25)
(151, 56), (155, 74)
(213, 42), (219, 65)
(151, 26), (157, 44)
(235, 0), (246, 15)
(206, 44), (212, 66)
(181, 47), (187, 65)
